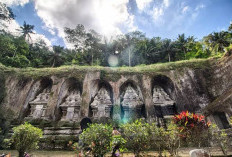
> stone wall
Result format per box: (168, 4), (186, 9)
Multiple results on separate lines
(1, 56), (232, 130)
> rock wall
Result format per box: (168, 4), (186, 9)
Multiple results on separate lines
(0, 56), (232, 130)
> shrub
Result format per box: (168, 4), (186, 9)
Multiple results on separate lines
(79, 123), (113, 157)
(173, 111), (210, 147)
(164, 122), (180, 156)
(121, 119), (150, 157)
(10, 122), (43, 157)
(209, 124), (229, 156)
(148, 122), (166, 156)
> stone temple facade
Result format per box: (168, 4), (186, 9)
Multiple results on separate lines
(20, 75), (178, 127)
(2, 56), (232, 139)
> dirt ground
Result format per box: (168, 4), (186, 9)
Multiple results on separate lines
(0, 147), (231, 157)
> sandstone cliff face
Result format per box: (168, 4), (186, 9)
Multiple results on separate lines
(0, 57), (231, 126)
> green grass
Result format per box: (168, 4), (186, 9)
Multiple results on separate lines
(0, 57), (219, 80)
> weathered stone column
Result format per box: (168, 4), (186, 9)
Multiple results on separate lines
(80, 72), (101, 118)
(45, 76), (65, 120)
(141, 75), (153, 119)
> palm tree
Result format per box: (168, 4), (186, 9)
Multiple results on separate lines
(204, 31), (230, 54)
(159, 39), (178, 62)
(20, 21), (35, 41)
(176, 33), (188, 59)
(49, 46), (64, 67)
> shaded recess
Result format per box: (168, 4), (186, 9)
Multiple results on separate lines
(213, 112), (231, 129)
(23, 77), (53, 119)
(89, 80), (113, 119)
(120, 80), (145, 119)
(55, 77), (82, 121)
(152, 75), (175, 98)
(152, 75), (176, 119)
(80, 117), (92, 131)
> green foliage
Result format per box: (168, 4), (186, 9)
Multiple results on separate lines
(79, 123), (113, 156)
(209, 124), (229, 156)
(204, 31), (230, 54)
(10, 122), (43, 157)
(0, 107), (14, 149)
(1, 21), (231, 68)
(20, 21), (35, 41)
(121, 119), (150, 157)
(173, 111), (210, 147)
(147, 122), (166, 156)
(164, 122), (180, 156)
(111, 135), (127, 153)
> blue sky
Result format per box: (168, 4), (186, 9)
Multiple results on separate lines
(2, 0), (232, 48)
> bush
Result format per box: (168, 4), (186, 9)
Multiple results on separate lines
(10, 122), (43, 157)
(164, 122), (180, 156)
(209, 124), (229, 156)
(79, 123), (113, 157)
(147, 122), (166, 156)
(121, 119), (150, 157)
(173, 111), (210, 147)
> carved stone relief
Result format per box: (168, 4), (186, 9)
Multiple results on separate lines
(121, 84), (143, 119)
(60, 90), (82, 121)
(90, 87), (112, 118)
(28, 88), (51, 119)
(153, 85), (175, 119)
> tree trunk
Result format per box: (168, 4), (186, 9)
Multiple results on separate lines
(168, 53), (171, 62)
(52, 59), (55, 67)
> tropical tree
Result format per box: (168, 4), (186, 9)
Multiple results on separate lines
(204, 31), (230, 54)
(64, 25), (103, 65)
(20, 21), (35, 41)
(159, 39), (178, 62)
(176, 33), (188, 59)
(48, 45), (64, 67)
(10, 122), (43, 157)
(122, 31), (145, 66)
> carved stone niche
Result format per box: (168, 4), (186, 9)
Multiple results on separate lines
(153, 85), (175, 120)
(90, 87), (112, 118)
(121, 84), (143, 119)
(60, 90), (82, 121)
(28, 88), (51, 119)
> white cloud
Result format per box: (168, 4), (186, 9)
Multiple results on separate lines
(195, 4), (205, 11)
(29, 32), (52, 48)
(163, 0), (170, 8)
(0, 0), (29, 6)
(182, 6), (189, 13)
(33, 0), (136, 48)
(136, 0), (153, 11)
(150, 0), (170, 23)
(0, 19), (21, 36)
(152, 7), (164, 21)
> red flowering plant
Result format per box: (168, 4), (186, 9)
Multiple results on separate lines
(173, 111), (211, 147)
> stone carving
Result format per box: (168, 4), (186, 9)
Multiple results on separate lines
(153, 85), (175, 119)
(153, 85), (173, 105)
(28, 88), (51, 119)
(121, 84), (143, 119)
(60, 90), (82, 121)
(90, 87), (112, 118)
